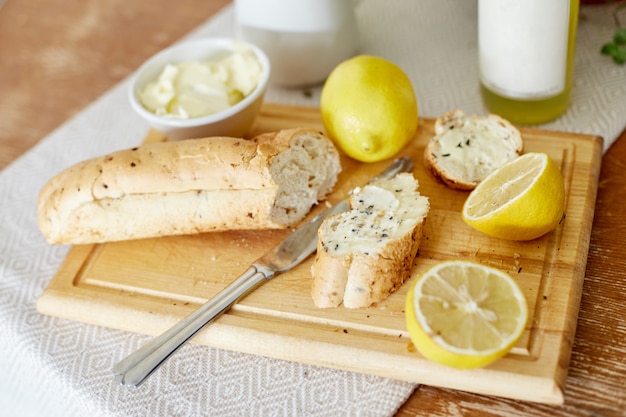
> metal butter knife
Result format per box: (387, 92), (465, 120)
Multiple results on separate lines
(113, 156), (414, 388)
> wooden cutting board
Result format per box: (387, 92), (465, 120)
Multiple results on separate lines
(37, 103), (603, 404)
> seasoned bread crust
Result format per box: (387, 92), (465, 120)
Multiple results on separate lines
(38, 128), (341, 244)
(424, 109), (523, 190)
(311, 173), (429, 309)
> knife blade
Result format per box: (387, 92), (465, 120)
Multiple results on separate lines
(113, 156), (414, 388)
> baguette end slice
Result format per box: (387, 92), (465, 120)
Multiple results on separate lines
(424, 109), (523, 190)
(311, 173), (429, 309)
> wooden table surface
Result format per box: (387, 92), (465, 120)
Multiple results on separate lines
(2, 1), (624, 416)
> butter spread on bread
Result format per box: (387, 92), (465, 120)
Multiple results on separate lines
(424, 109), (523, 190)
(311, 173), (429, 309)
(38, 128), (341, 244)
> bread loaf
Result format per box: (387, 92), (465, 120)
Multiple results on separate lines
(38, 128), (341, 244)
(424, 109), (523, 190)
(311, 173), (429, 309)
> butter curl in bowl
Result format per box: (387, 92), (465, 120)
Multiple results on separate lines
(129, 37), (271, 140)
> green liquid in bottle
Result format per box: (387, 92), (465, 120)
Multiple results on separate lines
(479, 0), (579, 125)
(480, 83), (573, 125)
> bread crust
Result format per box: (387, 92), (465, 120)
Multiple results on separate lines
(312, 222), (424, 309)
(38, 128), (340, 244)
(311, 173), (429, 309)
(424, 109), (523, 190)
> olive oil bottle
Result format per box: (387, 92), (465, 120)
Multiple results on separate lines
(478, 0), (580, 125)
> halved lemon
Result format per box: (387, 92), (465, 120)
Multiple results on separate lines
(462, 152), (565, 241)
(405, 260), (528, 369)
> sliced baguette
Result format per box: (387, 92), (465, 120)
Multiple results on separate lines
(38, 128), (341, 244)
(311, 173), (429, 309)
(424, 109), (523, 190)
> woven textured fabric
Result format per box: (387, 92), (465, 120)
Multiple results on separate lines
(1, 2), (624, 416)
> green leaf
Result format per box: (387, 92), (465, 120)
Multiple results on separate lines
(613, 46), (626, 64)
(601, 42), (618, 55)
(600, 41), (626, 65)
(614, 28), (626, 45)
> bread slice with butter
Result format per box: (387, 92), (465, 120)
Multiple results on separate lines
(311, 173), (429, 309)
(424, 109), (523, 190)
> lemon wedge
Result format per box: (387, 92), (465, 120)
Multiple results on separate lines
(405, 260), (528, 369)
(462, 152), (565, 241)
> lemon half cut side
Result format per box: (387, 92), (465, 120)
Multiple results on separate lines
(405, 260), (528, 369)
(462, 152), (566, 241)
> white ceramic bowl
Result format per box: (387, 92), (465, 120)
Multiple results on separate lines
(129, 38), (271, 140)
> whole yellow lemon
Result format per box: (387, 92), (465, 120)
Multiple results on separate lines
(320, 55), (418, 163)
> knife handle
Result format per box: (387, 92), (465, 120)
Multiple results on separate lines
(113, 266), (269, 387)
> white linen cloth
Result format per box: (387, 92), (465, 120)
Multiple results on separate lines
(1, 2), (624, 416)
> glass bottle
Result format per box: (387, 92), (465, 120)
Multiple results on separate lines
(478, 0), (580, 125)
